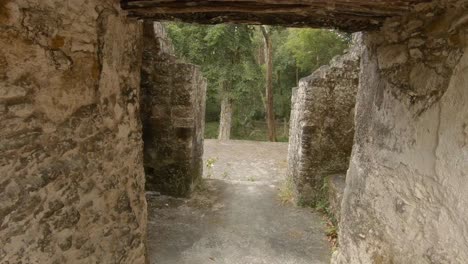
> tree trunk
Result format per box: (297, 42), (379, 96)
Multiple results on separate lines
(218, 89), (233, 141)
(277, 70), (282, 95)
(260, 26), (277, 142)
(296, 61), (299, 86)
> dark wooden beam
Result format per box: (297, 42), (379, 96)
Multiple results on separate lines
(121, 0), (432, 31)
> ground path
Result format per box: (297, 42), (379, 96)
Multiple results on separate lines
(147, 139), (331, 264)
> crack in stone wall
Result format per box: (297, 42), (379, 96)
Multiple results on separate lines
(141, 22), (207, 197)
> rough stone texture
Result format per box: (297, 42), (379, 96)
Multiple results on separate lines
(121, 0), (428, 31)
(287, 39), (361, 205)
(327, 174), (346, 223)
(333, 2), (468, 263)
(141, 22), (207, 197)
(0, 1), (147, 263)
(2, 0), (467, 263)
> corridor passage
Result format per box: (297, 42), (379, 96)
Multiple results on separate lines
(147, 140), (331, 264)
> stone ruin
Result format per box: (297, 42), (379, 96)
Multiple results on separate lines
(1, 1), (147, 263)
(335, 3), (468, 262)
(1, 0), (467, 263)
(287, 35), (361, 208)
(141, 22), (206, 197)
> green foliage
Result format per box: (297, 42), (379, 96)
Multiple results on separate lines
(204, 122), (219, 139)
(166, 22), (261, 100)
(167, 23), (264, 136)
(278, 176), (295, 204)
(315, 176), (339, 248)
(205, 157), (218, 178)
(283, 28), (350, 73)
(166, 23), (350, 141)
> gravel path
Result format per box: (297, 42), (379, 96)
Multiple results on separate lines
(147, 139), (331, 264)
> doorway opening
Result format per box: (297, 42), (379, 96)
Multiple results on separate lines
(143, 22), (354, 263)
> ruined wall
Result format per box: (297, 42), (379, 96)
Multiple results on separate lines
(334, 2), (468, 263)
(141, 23), (206, 197)
(0, 1), (147, 263)
(327, 174), (346, 223)
(287, 40), (361, 206)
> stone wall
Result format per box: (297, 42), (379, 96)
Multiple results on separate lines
(0, 1), (147, 263)
(327, 174), (346, 223)
(287, 39), (361, 206)
(333, 1), (468, 263)
(141, 22), (207, 197)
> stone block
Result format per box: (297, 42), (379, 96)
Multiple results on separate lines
(287, 34), (361, 206)
(327, 174), (346, 222)
(333, 5), (468, 263)
(0, 1), (147, 263)
(141, 22), (206, 197)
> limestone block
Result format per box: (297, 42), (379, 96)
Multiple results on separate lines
(287, 35), (361, 206)
(333, 3), (468, 263)
(141, 22), (207, 197)
(0, 1), (147, 263)
(327, 174), (346, 223)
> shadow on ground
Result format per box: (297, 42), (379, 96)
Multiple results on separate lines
(147, 140), (331, 264)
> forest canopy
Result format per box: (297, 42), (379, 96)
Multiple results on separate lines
(165, 23), (350, 141)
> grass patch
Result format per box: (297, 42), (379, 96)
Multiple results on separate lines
(314, 177), (339, 249)
(278, 176), (295, 205)
(205, 157), (218, 178)
(205, 122), (219, 139)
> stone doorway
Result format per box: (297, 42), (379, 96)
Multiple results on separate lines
(1, 1), (467, 264)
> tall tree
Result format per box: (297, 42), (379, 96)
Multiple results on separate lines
(167, 23), (350, 142)
(166, 23), (259, 140)
(218, 81), (232, 140)
(260, 26), (277, 142)
(284, 28), (350, 73)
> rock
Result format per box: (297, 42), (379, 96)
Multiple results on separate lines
(0, 1), (147, 263)
(58, 236), (73, 251)
(410, 63), (445, 95)
(287, 34), (361, 206)
(141, 22), (206, 197)
(0, 85), (27, 104)
(333, 4), (468, 263)
(377, 44), (408, 69)
(409, 38), (425, 47)
(1, 1), (467, 264)
(409, 48), (423, 59)
(327, 174), (346, 223)
(8, 104), (34, 118)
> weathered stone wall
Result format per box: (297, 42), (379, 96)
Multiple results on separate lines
(141, 22), (206, 197)
(333, 2), (468, 263)
(0, 1), (147, 263)
(287, 39), (361, 206)
(327, 174), (346, 223)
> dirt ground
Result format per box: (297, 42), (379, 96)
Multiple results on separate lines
(147, 139), (331, 264)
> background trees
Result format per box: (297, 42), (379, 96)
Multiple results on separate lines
(166, 23), (350, 141)
(166, 23), (261, 140)
(260, 26), (277, 142)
